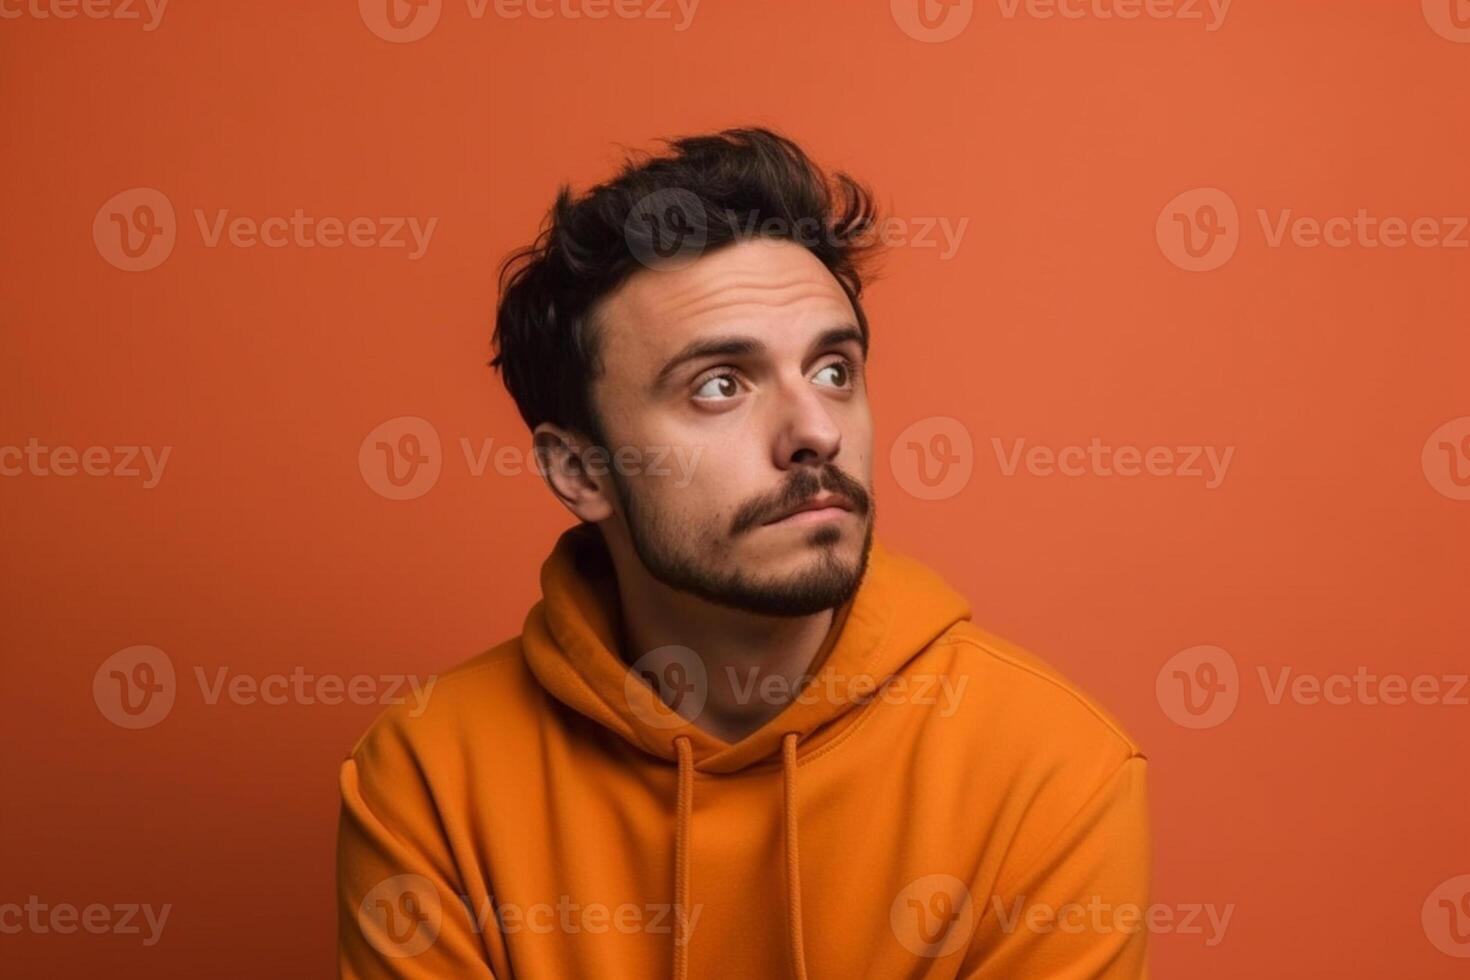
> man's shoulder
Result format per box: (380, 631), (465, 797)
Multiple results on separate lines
(342, 636), (538, 767)
(919, 620), (1144, 770)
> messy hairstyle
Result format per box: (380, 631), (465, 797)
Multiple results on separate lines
(490, 127), (882, 447)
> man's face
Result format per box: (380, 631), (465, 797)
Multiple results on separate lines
(588, 236), (875, 617)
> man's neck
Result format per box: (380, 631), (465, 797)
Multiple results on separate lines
(609, 554), (837, 745)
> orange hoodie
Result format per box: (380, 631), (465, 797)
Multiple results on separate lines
(337, 524), (1150, 978)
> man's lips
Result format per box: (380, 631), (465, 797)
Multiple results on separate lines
(761, 493), (857, 526)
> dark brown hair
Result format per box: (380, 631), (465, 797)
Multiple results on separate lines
(490, 127), (881, 446)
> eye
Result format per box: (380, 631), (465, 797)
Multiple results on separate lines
(812, 358), (852, 389)
(692, 371), (743, 401)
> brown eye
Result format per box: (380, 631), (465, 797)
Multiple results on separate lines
(693, 373), (741, 401)
(813, 360), (851, 388)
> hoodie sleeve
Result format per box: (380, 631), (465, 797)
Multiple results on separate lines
(961, 754), (1152, 979)
(336, 711), (497, 979)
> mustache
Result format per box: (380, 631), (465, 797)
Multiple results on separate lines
(729, 465), (871, 536)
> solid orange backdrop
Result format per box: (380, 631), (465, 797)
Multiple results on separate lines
(2, 0), (1467, 976)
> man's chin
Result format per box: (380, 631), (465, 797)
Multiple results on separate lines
(723, 526), (872, 616)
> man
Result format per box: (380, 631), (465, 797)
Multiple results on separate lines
(337, 128), (1149, 978)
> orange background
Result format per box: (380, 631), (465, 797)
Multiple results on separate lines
(3, 1), (1468, 976)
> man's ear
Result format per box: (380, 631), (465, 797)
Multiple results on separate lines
(532, 423), (616, 523)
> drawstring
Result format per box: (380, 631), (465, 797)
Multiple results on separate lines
(673, 736), (694, 980)
(669, 732), (810, 980)
(781, 732), (810, 980)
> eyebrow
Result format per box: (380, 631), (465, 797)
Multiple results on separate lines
(651, 324), (866, 391)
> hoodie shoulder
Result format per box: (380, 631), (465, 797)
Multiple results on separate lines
(343, 637), (538, 765)
(931, 620), (1144, 764)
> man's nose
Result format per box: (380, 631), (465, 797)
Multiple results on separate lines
(769, 379), (842, 470)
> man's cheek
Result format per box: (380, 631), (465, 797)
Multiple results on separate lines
(670, 445), (705, 489)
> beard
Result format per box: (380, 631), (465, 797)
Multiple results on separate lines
(612, 463), (875, 617)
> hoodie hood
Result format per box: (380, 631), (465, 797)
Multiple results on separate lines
(520, 522), (972, 773)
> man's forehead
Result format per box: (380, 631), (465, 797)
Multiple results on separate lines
(597, 239), (855, 360)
